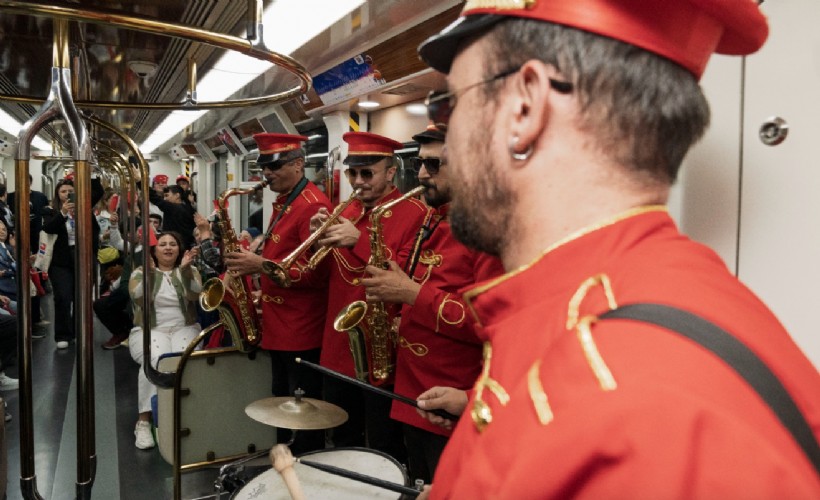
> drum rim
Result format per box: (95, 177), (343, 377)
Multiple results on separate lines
(230, 446), (409, 498)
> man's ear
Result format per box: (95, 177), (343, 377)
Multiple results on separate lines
(385, 160), (398, 182)
(507, 60), (557, 159)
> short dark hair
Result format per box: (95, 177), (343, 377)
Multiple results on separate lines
(165, 185), (185, 197)
(0, 184), (6, 197)
(149, 213), (163, 222)
(483, 19), (710, 185)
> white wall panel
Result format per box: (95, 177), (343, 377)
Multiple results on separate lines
(740, 0), (820, 367)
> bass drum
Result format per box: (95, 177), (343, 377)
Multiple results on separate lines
(231, 447), (408, 499)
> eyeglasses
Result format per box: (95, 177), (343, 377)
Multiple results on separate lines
(264, 158), (298, 172)
(344, 167), (383, 181)
(426, 67), (573, 131)
(409, 157), (441, 175)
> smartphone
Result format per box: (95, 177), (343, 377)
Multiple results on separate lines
(67, 192), (75, 204)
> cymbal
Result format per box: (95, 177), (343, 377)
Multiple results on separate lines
(245, 396), (349, 430)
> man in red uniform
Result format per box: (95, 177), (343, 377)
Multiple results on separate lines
(413, 0), (820, 498)
(361, 126), (503, 483)
(224, 133), (331, 454)
(311, 131), (429, 462)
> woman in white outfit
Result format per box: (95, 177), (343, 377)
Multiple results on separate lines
(128, 230), (201, 449)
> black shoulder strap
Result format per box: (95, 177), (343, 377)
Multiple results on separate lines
(599, 303), (820, 476)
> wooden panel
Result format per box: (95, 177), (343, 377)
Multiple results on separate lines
(366, 5), (461, 82)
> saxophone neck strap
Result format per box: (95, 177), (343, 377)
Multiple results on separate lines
(405, 210), (440, 277)
(263, 176), (309, 245)
(599, 303), (820, 477)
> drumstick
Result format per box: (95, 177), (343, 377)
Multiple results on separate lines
(297, 458), (420, 497)
(295, 358), (459, 421)
(270, 444), (306, 500)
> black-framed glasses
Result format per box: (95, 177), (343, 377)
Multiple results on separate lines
(426, 67), (573, 130)
(409, 157), (441, 175)
(344, 167), (383, 181)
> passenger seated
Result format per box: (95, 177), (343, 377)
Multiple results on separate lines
(127, 231), (201, 450)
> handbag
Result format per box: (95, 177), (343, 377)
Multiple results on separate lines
(97, 246), (120, 265)
(33, 230), (57, 272)
(29, 269), (48, 297)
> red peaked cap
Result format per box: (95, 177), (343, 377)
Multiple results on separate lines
(343, 131), (403, 166)
(152, 174), (168, 185)
(253, 133), (308, 167)
(418, 0), (769, 79)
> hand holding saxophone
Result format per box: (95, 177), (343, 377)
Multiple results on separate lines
(223, 247), (265, 276)
(361, 260), (421, 305)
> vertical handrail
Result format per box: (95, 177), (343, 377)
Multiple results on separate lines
(14, 17), (98, 500)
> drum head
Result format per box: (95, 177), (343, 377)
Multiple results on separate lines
(232, 447), (408, 499)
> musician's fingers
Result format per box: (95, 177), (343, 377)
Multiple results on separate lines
(364, 264), (386, 276)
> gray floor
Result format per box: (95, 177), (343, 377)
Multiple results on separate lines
(3, 296), (232, 499)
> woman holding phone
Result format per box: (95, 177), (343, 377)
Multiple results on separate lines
(42, 176), (104, 349)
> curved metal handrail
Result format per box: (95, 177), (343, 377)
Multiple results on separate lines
(83, 115), (172, 390)
(0, 0), (312, 110)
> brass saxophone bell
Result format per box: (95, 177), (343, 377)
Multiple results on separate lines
(199, 277), (225, 312)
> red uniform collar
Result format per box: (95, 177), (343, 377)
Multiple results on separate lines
(464, 206), (670, 333)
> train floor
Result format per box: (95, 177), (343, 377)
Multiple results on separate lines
(3, 295), (237, 500)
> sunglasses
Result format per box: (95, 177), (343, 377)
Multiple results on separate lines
(409, 157), (441, 175)
(344, 167), (384, 181)
(426, 67), (573, 131)
(264, 158), (299, 172)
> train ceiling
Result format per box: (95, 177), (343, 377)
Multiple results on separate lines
(0, 0), (459, 157)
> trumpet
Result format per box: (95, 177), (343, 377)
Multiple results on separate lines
(264, 188), (361, 287)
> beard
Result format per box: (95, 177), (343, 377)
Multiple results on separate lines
(421, 180), (448, 209)
(449, 127), (513, 256)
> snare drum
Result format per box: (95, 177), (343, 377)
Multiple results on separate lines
(231, 447), (408, 499)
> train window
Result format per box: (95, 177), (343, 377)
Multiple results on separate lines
(243, 155), (263, 183)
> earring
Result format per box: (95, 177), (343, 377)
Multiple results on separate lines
(509, 136), (533, 161)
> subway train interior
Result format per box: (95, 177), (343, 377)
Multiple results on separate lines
(0, 0), (816, 498)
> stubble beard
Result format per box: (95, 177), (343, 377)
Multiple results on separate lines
(449, 127), (512, 256)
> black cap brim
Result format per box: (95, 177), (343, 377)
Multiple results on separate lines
(259, 149), (304, 169)
(257, 152), (283, 168)
(343, 155), (390, 167)
(418, 14), (506, 74)
(412, 128), (445, 144)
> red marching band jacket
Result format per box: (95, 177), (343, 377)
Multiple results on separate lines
(260, 180), (332, 351)
(319, 186), (429, 378)
(391, 203), (504, 436)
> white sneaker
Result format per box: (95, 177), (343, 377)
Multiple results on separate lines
(0, 372), (18, 391)
(134, 420), (155, 449)
(56, 341), (69, 349)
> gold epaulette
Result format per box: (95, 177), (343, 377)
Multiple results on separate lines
(528, 274), (619, 426)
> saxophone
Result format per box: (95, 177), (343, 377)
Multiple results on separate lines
(333, 186), (425, 386)
(199, 180), (268, 351)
